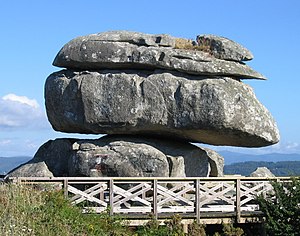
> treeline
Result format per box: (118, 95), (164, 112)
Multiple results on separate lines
(224, 161), (300, 176)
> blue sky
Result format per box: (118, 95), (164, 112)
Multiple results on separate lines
(0, 0), (299, 157)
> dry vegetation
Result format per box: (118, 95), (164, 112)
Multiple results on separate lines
(174, 38), (212, 53)
(0, 184), (130, 235)
(0, 183), (246, 235)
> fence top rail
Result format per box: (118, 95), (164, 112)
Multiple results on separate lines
(7, 176), (296, 183)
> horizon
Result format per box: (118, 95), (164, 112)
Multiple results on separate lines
(1, 1), (300, 157)
(2, 148), (300, 159)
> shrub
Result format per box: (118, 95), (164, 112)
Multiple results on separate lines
(221, 223), (244, 236)
(257, 177), (300, 236)
(212, 223), (244, 236)
(188, 221), (206, 236)
(135, 214), (186, 236)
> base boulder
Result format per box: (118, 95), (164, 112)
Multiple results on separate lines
(7, 135), (224, 178)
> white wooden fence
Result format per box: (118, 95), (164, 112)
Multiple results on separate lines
(9, 176), (292, 224)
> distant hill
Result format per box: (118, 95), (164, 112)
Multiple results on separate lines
(0, 156), (31, 175)
(219, 151), (300, 165)
(217, 151), (300, 176)
(224, 161), (300, 176)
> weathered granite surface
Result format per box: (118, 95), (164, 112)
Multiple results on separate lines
(7, 136), (224, 178)
(45, 70), (279, 147)
(202, 147), (224, 177)
(7, 161), (53, 178)
(52, 31), (265, 80)
(8, 31), (280, 179)
(250, 167), (275, 177)
(196, 34), (253, 61)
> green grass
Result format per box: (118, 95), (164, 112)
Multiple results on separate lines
(0, 183), (246, 235)
(0, 184), (131, 235)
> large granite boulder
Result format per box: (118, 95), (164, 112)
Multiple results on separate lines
(52, 31), (252, 62)
(52, 31), (265, 80)
(70, 136), (170, 177)
(249, 167), (275, 177)
(7, 162), (53, 178)
(7, 136), (224, 178)
(202, 147), (224, 177)
(32, 138), (74, 176)
(6, 139), (73, 178)
(45, 70), (279, 147)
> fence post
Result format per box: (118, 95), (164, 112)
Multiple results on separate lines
(63, 178), (68, 198)
(152, 179), (158, 220)
(195, 179), (200, 224)
(109, 179), (114, 216)
(235, 178), (241, 223)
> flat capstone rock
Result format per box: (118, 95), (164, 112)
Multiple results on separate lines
(52, 31), (265, 80)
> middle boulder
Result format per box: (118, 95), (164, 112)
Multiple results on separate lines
(45, 69), (279, 147)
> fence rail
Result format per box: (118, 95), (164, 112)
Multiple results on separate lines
(8, 176), (292, 224)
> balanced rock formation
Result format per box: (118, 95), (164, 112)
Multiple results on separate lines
(8, 136), (224, 178)
(8, 31), (279, 178)
(45, 70), (279, 147)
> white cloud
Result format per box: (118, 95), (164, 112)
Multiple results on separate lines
(3, 93), (39, 109)
(0, 139), (12, 145)
(265, 141), (300, 154)
(0, 93), (50, 130)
